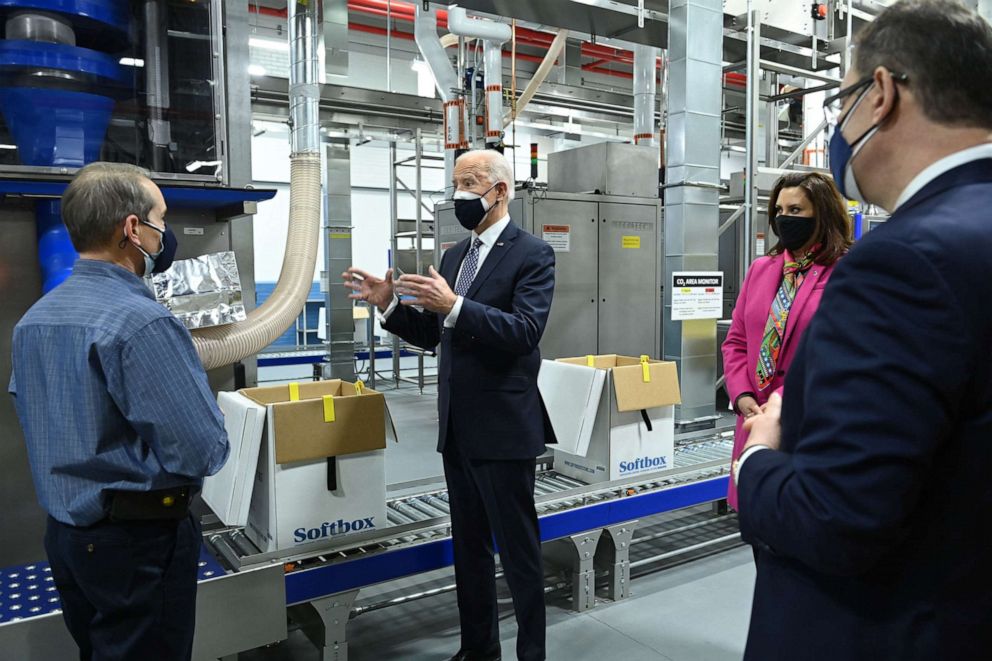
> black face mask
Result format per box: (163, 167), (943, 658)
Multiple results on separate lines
(453, 183), (498, 231)
(773, 215), (817, 252)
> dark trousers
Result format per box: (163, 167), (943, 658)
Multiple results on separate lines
(44, 513), (200, 661)
(443, 443), (546, 661)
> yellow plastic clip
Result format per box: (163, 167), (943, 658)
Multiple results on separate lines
(322, 395), (336, 423)
(586, 355), (595, 367)
(288, 382), (300, 401)
(355, 379), (365, 395)
(640, 355), (652, 383)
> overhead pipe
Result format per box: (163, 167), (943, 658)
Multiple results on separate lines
(249, 2), (640, 78)
(503, 28), (568, 127)
(414, 3), (461, 196)
(351, 22), (543, 62)
(191, 0), (323, 370)
(447, 5), (510, 147)
(633, 44), (658, 147)
(447, 4), (510, 41)
(252, 2), (636, 67)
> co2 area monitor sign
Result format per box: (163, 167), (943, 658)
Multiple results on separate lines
(672, 272), (723, 321)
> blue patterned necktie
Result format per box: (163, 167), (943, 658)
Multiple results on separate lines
(454, 238), (483, 296)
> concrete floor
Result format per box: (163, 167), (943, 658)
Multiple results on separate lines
(241, 545), (755, 660)
(241, 373), (754, 660)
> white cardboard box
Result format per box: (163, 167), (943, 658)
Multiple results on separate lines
(203, 381), (389, 553)
(539, 355), (681, 484)
(201, 392), (266, 527)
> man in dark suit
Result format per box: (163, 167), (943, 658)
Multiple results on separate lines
(734, 1), (992, 659)
(344, 149), (555, 661)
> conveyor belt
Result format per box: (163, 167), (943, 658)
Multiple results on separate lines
(206, 432), (732, 569)
(0, 431), (734, 623)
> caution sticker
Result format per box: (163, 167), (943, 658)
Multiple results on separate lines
(542, 225), (571, 252)
(622, 236), (641, 249)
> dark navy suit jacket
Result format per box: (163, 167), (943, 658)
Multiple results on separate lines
(382, 220), (557, 460)
(738, 159), (992, 660)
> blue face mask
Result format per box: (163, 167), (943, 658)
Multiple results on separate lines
(828, 86), (881, 203)
(137, 220), (178, 275)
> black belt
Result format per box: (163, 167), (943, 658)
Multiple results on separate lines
(107, 486), (193, 522)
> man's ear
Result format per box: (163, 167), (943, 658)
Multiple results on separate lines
(120, 214), (141, 244)
(870, 66), (900, 127)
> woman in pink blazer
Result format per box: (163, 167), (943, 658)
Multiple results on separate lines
(722, 172), (853, 509)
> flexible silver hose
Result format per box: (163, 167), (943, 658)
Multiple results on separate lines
(191, 1), (322, 370)
(191, 154), (321, 370)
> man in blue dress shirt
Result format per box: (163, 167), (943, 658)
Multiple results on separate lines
(8, 162), (229, 661)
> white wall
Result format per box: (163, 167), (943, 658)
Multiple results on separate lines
(250, 128), (448, 284)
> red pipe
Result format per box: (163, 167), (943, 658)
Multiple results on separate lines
(251, 4), (285, 18)
(249, 3), (639, 79)
(581, 58), (609, 70)
(584, 66), (633, 79)
(724, 72), (747, 87)
(349, 22), (547, 64)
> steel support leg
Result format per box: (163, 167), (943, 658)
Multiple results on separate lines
(542, 531), (602, 612)
(595, 521), (638, 601)
(293, 589), (360, 661)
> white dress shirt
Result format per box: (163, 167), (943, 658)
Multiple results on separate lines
(379, 214), (511, 328)
(893, 143), (992, 210)
(737, 143), (992, 487)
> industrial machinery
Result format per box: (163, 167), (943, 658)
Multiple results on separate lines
(436, 142), (664, 360)
(0, 0), (272, 568)
(0, 428), (737, 660)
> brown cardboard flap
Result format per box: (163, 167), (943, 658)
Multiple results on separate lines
(557, 354), (622, 369)
(612, 361), (681, 412)
(239, 380), (386, 464)
(556, 354), (681, 412)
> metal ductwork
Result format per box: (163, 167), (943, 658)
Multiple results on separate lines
(633, 44), (659, 147)
(447, 4), (510, 148)
(663, 0), (722, 426)
(190, 0), (322, 370)
(414, 3), (460, 195)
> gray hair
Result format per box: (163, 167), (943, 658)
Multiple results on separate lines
(457, 149), (516, 201)
(62, 162), (156, 252)
(854, 0), (992, 129)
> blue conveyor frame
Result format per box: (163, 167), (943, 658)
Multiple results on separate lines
(283, 475), (729, 605)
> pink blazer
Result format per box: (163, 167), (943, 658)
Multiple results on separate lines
(722, 253), (838, 509)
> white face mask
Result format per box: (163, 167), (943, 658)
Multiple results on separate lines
(452, 189), (493, 210)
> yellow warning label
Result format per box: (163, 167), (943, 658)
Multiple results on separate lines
(622, 236), (641, 249)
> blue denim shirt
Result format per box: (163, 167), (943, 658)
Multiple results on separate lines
(8, 259), (229, 526)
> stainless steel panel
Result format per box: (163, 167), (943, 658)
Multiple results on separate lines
(434, 201), (465, 255)
(0, 563), (287, 661)
(531, 197), (599, 359)
(676, 354), (718, 422)
(192, 564), (287, 659)
(548, 143), (659, 198)
(0, 203), (47, 566)
(0, 612), (75, 660)
(598, 202), (660, 358)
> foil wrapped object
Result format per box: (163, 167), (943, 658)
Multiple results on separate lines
(152, 251), (247, 330)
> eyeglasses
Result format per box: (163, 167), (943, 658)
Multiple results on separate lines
(822, 71), (909, 128)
